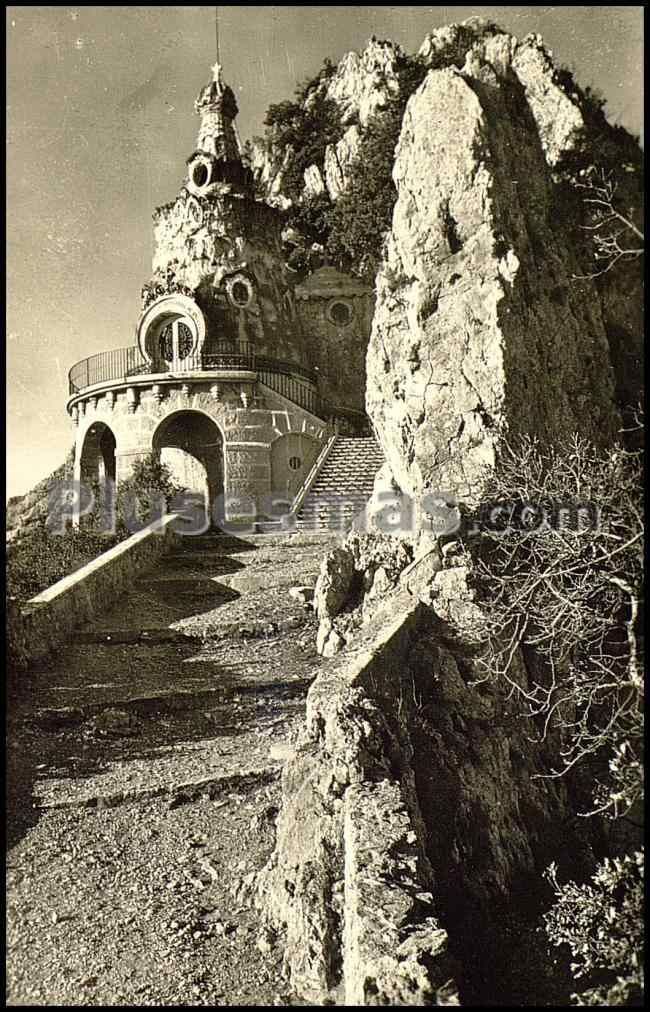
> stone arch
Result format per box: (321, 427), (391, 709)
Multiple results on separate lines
(79, 421), (117, 517)
(152, 409), (224, 522)
(270, 432), (321, 502)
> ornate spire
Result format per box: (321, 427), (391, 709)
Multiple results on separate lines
(185, 57), (253, 198)
(193, 61), (240, 162)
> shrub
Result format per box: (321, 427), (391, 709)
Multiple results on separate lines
(463, 429), (644, 818)
(6, 454), (185, 605)
(6, 524), (120, 605)
(544, 850), (644, 1005)
(263, 59), (344, 202)
(287, 191), (334, 247)
(326, 104), (405, 280)
(115, 453), (184, 532)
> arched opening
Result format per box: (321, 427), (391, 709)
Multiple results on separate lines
(271, 432), (321, 503)
(152, 411), (224, 526)
(137, 295), (206, 373)
(79, 422), (117, 522)
(157, 318), (194, 365)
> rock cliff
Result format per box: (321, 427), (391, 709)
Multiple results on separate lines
(366, 24), (639, 499)
(252, 38), (405, 207)
(258, 538), (594, 1004)
(255, 19), (642, 1007)
(252, 22), (642, 449)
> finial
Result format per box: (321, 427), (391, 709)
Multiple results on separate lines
(211, 61), (225, 90)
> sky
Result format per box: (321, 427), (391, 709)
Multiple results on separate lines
(6, 6), (644, 499)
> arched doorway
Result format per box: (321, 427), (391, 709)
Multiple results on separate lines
(271, 432), (320, 503)
(79, 422), (117, 522)
(152, 411), (224, 524)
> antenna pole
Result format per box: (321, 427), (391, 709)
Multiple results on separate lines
(215, 6), (221, 65)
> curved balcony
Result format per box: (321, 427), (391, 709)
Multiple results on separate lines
(67, 342), (373, 435)
(68, 341), (321, 416)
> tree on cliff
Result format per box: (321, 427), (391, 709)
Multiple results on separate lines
(326, 53), (427, 281)
(575, 166), (644, 278)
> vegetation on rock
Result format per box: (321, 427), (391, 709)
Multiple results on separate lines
(7, 525), (120, 606)
(466, 430), (644, 819)
(258, 50), (427, 281)
(545, 850), (644, 1005)
(262, 59), (343, 203)
(326, 53), (427, 280)
(461, 428), (644, 1005)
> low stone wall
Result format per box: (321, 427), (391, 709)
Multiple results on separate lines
(8, 515), (182, 671)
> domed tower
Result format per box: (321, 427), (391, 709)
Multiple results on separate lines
(66, 61), (346, 528)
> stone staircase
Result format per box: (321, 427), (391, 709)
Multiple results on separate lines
(296, 436), (384, 532)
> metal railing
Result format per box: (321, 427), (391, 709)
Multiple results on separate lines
(68, 346), (150, 394)
(68, 344), (373, 432)
(319, 405), (372, 437)
(256, 365), (320, 416)
(70, 344), (308, 391)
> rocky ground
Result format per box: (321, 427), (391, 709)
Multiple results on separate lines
(6, 530), (338, 1006)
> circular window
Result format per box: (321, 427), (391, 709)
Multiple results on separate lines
(192, 162), (209, 188)
(231, 281), (251, 306)
(288, 456), (302, 471)
(225, 275), (254, 309)
(327, 300), (353, 328)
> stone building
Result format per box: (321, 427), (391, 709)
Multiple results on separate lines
(67, 62), (379, 530)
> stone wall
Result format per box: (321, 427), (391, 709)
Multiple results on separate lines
(72, 381), (329, 520)
(295, 268), (375, 413)
(8, 514), (181, 672)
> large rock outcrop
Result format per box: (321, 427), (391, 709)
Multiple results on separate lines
(258, 541), (589, 1004)
(252, 38), (405, 207)
(366, 28), (626, 500)
(254, 21), (642, 1007)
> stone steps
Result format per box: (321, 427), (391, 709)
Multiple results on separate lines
(296, 436), (384, 532)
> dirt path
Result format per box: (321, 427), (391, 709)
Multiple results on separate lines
(6, 531), (337, 1006)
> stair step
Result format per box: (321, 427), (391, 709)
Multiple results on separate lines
(295, 434), (384, 532)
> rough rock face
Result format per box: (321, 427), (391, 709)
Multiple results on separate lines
(418, 23), (584, 168)
(257, 591), (461, 1004)
(259, 542), (584, 1004)
(318, 39), (403, 198)
(313, 534), (415, 656)
(366, 27), (626, 499)
(6, 454), (74, 542)
(253, 21), (642, 1005)
(323, 125), (361, 200)
(325, 38), (402, 129)
(252, 38), (404, 207)
(148, 192), (304, 363)
(249, 142), (293, 210)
